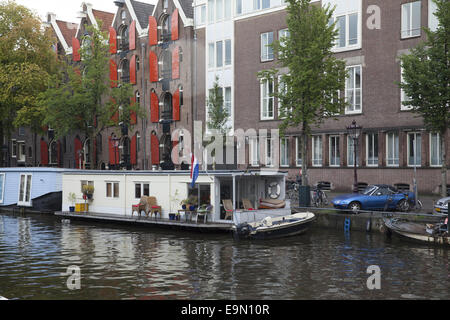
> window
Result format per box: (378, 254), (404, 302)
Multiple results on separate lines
(312, 136), (322, 167)
(19, 127), (25, 136)
(120, 58), (130, 83)
(402, 1), (421, 38)
(135, 182), (150, 199)
(329, 136), (340, 166)
(106, 182), (120, 198)
(208, 43), (214, 68)
(18, 142), (25, 162)
(18, 174), (32, 206)
(430, 133), (442, 166)
(224, 87), (232, 116)
(208, 0), (214, 23)
(224, 0), (232, 19)
(163, 0), (168, 9)
(345, 65), (362, 113)
(265, 137), (273, 167)
(347, 136), (359, 167)
(81, 180), (94, 193)
(428, 0), (438, 31)
(278, 28), (290, 57)
(400, 64), (412, 110)
(216, 0), (223, 20)
(225, 39), (231, 65)
(295, 137), (302, 167)
(119, 25), (129, 51)
(280, 137), (289, 167)
(277, 74), (287, 118)
(254, 0), (270, 10)
(386, 132), (399, 166)
(236, 0), (242, 14)
(260, 78), (274, 120)
(216, 40), (223, 67)
(121, 10), (127, 20)
(0, 173), (5, 203)
(11, 140), (17, 158)
(366, 133), (378, 166)
(407, 132), (421, 166)
(249, 137), (259, 166)
(331, 13), (359, 49)
(261, 32), (274, 61)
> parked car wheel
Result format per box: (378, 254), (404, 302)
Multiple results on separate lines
(397, 199), (410, 212)
(348, 201), (361, 213)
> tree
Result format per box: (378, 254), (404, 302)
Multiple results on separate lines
(258, 0), (347, 186)
(40, 21), (140, 168)
(0, 0), (57, 164)
(399, 0), (449, 197)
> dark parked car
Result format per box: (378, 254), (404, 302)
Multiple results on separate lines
(331, 184), (415, 212)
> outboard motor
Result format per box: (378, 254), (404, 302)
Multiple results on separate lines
(232, 223), (252, 240)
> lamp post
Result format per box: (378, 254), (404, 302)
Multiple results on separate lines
(346, 120), (362, 193)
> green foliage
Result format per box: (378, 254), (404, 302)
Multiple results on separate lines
(206, 76), (230, 135)
(257, 0), (347, 185)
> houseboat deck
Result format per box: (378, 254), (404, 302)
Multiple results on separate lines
(54, 211), (233, 233)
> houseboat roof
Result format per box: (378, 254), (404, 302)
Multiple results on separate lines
(61, 169), (288, 177)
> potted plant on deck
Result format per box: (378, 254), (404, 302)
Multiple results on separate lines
(181, 195), (198, 211)
(67, 192), (76, 212)
(82, 185), (94, 200)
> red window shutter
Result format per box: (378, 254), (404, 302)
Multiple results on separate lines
(148, 16), (157, 46)
(130, 97), (137, 125)
(108, 137), (120, 165)
(173, 88), (180, 121)
(40, 140), (49, 166)
(129, 20), (136, 50)
(130, 134), (137, 165)
(74, 137), (82, 169)
(171, 9), (179, 41)
(130, 54), (136, 84)
(151, 134), (159, 165)
(109, 27), (117, 54)
(109, 59), (118, 87)
(172, 47), (180, 80)
(149, 50), (158, 82)
(72, 37), (80, 61)
(150, 91), (159, 123)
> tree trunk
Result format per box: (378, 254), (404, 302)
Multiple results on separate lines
(441, 128), (448, 197)
(301, 124), (309, 186)
(89, 132), (95, 170)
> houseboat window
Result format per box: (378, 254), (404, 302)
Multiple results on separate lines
(0, 173), (4, 203)
(18, 174), (32, 206)
(80, 180), (94, 193)
(135, 183), (150, 199)
(188, 184), (211, 206)
(106, 182), (119, 198)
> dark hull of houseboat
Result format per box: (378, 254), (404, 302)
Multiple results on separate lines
(0, 192), (62, 213)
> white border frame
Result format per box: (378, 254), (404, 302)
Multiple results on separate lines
(17, 173), (32, 207)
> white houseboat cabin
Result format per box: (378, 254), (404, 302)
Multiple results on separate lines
(61, 170), (290, 224)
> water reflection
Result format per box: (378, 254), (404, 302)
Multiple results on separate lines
(0, 213), (448, 300)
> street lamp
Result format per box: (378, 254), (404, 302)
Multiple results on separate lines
(346, 120), (362, 193)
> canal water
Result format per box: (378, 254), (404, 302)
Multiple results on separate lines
(0, 212), (448, 300)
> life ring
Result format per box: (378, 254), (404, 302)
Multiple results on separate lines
(267, 181), (281, 199)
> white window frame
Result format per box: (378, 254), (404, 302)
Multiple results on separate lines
(312, 135), (323, 167)
(260, 78), (274, 120)
(0, 173), (5, 204)
(134, 182), (150, 199)
(366, 133), (379, 167)
(216, 40), (223, 67)
(11, 139), (17, 158)
(260, 31), (274, 62)
(295, 137), (302, 167)
(265, 137), (274, 167)
(249, 137), (259, 167)
(208, 0), (215, 23)
(224, 39), (232, 66)
(430, 132), (442, 167)
(400, 64), (413, 110)
(407, 132), (422, 167)
(280, 137), (289, 167)
(106, 181), (120, 199)
(331, 12), (361, 52)
(386, 132), (399, 167)
(345, 65), (362, 114)
(401, 1), (422, 39)
(329, 135), (340, 167)
(347, 136), (359, 167)
(18, 173), (32, 206)
(428, 0), (438, 31)
(208, 42), (215, 69)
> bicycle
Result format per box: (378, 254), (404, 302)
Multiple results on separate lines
(312, 185), (328, 207)
(286, 180), (300, 204)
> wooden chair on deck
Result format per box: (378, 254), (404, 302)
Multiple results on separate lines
(242, 199), (256, 211)
(222, 199), (234, 220)
(137, 196), (162, 219)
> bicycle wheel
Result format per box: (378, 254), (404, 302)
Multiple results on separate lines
(322, 193), (328, 205)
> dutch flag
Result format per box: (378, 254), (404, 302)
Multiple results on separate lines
(190, 153), (199, 188)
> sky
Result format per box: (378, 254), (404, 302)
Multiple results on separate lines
(14, 0), (155, 23)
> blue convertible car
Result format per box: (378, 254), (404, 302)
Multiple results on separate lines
(331, 184), (415, 212)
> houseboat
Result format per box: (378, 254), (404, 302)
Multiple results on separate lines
(0, 167), (78, 213)
(60, 169), (292, 225)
